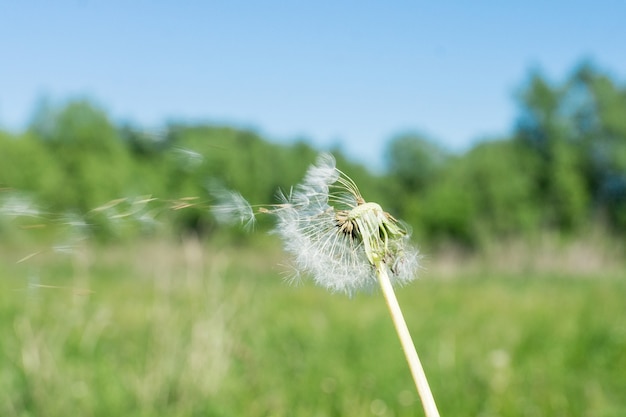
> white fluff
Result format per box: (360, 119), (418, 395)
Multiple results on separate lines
(273, 154), (419, 295)
(211, 153), (420, 295)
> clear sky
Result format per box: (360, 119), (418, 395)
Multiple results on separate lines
(1, 1), (625, 168)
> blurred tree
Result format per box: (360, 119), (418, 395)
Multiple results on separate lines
(385, 132), (448, 192)
(29, 99), (135, 222)
(0, 130), (64, 203)
(417, 156), (476, 245)
(515, 63), (626, 232)
(413, 140), (541, 246)
(460, 140), (541, 237)
(515, 71), (589, 230)
(118, 123), (170, 158)
(383, 133), (450, 234)
(561, 62), (626, 230)
(116, 124), (172, 203)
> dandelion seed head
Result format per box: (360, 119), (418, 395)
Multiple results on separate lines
(209, 153), (420, 295)
(274, 153), (420, 295)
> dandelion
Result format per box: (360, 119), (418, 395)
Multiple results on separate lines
(272, 153), (419, 295)
(213, 153), (440, 417)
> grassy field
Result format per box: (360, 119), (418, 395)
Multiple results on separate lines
(1, 237), (625, 417)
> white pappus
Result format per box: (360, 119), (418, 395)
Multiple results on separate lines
(212, 153), (420, 295)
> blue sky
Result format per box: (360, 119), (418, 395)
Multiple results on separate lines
(1, 1), (625, 168)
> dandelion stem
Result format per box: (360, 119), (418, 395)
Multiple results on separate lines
(376, 264), (440, 417)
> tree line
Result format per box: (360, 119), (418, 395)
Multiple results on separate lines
(1, 61), (625, 247)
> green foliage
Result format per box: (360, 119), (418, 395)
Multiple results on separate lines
(0, 131), (64, 204)
(462, 141), (540, 235)
(390, 140), (541, 246)
(514, 71), (590, 230)
(515, 63), (626, 232)
(413, 156), (476, 244)
(384, 61), (626, 246)
(30, 100), (134, 213)
(385, 132), (449, 192)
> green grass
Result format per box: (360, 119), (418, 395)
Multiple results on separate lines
(1, 239), (625, 416)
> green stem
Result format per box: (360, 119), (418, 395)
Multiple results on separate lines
(376, 263), (440, 417)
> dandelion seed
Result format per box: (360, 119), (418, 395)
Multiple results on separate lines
(91, 198), (127, 213)
(0, 194), (42, 218)
(17, 252), (41, 264)
(53, 245), (76, 254)
(170, 196), (201, 211)
(172, 146), (204, 169)
(210, 187), (256, 230)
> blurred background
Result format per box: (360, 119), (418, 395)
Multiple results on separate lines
(1, 2), (625, 416)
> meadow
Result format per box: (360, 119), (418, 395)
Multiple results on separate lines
(1, 237), (625, 417)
